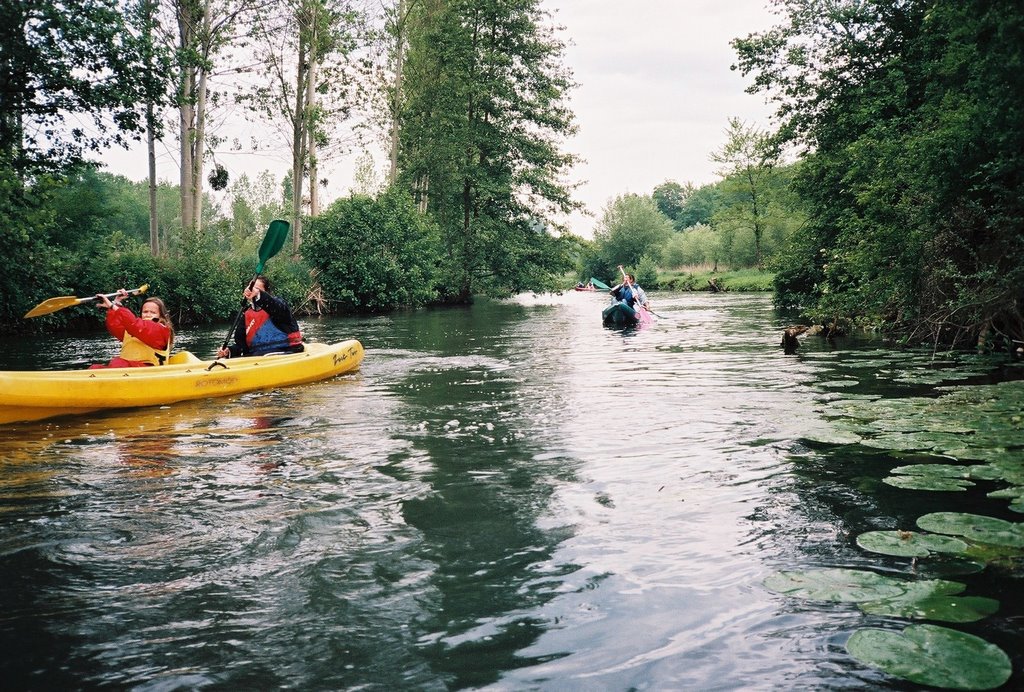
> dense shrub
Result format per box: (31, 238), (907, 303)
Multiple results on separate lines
(303, 189), (441, 312)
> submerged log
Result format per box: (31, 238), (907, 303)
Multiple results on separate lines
(781, 323), (842, 353)
(781, 325), (810, 354)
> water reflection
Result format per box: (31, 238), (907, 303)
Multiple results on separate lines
(0, 293), (1020, 689)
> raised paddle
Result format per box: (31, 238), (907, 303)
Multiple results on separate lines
(23, 284), (149, 318)
(220, 219), (290, 351)
(617, 265), (658, 322)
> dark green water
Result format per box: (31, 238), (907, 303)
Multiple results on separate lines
(0, 292), (1021, 690)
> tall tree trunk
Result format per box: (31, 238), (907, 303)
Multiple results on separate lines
(388, 0), (407, 185)
(177, 0), (211, 235)
(144, 0), (159, 256)
(179, 72), (194, 232)
(291, 25), (308, 251)
(306, 55), (319, 216)
(147, 102), (159, 256)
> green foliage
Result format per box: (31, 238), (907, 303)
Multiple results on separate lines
(633, 257), (659, 289)
(651, 181), (687, 222)
(0, 170), (66, 327)
(302, 189), (441, 312)
(397, 0), (581, 300)
(77, 232), (160, 296)
(1, 0), (171, 175)
(47, 168), (151, 248)
(735, 0), (1024, 348)
(847, 625), (1011, 690)
(657, 267), (775, 292)
(156, 231), (245, 326)
(593, 194), (673, 269)
(675, 183), (720, 230)
(663, 223), (722, 269)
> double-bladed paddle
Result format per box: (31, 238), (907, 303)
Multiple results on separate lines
(23, 285), (150, 319)
(220, 219), (290, 351)
(616, 265), (663, 320)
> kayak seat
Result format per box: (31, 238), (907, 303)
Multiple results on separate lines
(167, 351), (202, 365)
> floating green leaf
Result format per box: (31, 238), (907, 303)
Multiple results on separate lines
(799, 428), (864, 445)
(764, 568), (961, 603)
(858, 595), (999, 623)
(986, 486), (1024, 513)
(890, 463), (971, 477)
(883, 475), (973, 491)
(917, 512), (1024, 548)
(861, 433), (934, 451)
(967, 464), (1004, 481)
(856, 530), (969, 558)
(819, 379), (858, 388)
(847, 624), (1011, 690)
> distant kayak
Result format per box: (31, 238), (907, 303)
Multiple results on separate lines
(601, 301), (652, 328)
(573, 277), (611, 292)
(0, 340), (364, 424)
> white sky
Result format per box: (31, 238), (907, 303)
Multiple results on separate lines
(99, 0), (780, 239)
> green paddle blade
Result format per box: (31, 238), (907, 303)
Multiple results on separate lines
(255, 219), (289, 273)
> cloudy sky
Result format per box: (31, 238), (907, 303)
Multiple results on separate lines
(101, 0), (780, 239)
(546, 0), (778, 236)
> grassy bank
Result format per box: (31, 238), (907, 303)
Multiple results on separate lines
(656, 267), (775, 292)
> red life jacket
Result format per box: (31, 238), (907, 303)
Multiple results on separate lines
(244, 309), (302, 355)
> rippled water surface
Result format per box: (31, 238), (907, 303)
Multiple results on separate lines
(1, 292), (1021, 690)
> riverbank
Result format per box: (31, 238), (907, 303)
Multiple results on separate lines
(656, 267), (774, 291)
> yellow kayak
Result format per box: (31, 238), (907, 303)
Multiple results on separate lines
(0, 340), (364, 425)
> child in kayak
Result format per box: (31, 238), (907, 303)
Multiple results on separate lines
(90, 289), (174, 368)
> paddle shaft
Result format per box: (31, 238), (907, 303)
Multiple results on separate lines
(23, 284), (149, 318)
(221, 276), (259, 350)
(617, 266), (642, 304)
(220, 220), (290, 351)
(617, 266), (660, 318)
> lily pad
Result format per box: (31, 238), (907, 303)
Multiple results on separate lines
(967, 464), (1004, 481)
(846, 624), (1011, 690)
(819, 379), (859, 388)
(883, 475), (973, 491)
(764, 568), (961, 603)
(986, 486), (1024, 513)
(799, 428), (864, 445)
(858, 595), (999, 623)
(890, 463), (971, 477)
(917, 512), (1024, 548)
(861, 433), (935, 452)
(856, 530), (969, 558)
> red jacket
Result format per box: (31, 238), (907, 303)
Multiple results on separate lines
(105, 306), (171, 365)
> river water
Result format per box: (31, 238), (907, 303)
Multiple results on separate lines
(0, 292), (1021, 690)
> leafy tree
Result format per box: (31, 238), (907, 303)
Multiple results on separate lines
(592, 193), (673, 269)
(226, 171), (288, 246)
(662, 223), (722, 269)
(242, 0), (364, 249)
(0, 0), (169, 176)
(397, 0), (581, 301)
(675, 182), (721, 230)
(652, 180), (687, 223)
(734, 0), (1024, 347)
(169, 0), (258, 235)
(302, 188), (441, 312)
(710, 118), (777, 268)
(47, 169), (151, 247)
